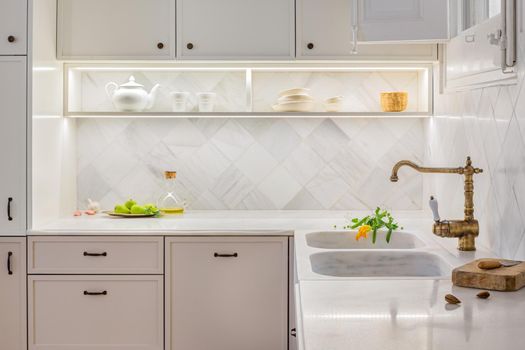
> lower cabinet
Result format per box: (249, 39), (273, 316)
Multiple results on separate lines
(28, 275), (164, 350)
(0, 237), (26, 350)
(166, 236), (289, 350)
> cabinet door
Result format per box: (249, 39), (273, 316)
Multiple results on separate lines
(0, 57), (26, 235)
(178, 0), (294, 59)
(297, 0), (438, 59)
(166, 236), (288, 350)
(0, 238), (27, 350)
(58, 0), (175, 59)
(0, 0), (27, 55)
(358, 0), (448, 42)
(28, 275), (164, 350)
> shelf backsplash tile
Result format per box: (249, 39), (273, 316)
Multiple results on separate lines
(76, 118), (424, 210)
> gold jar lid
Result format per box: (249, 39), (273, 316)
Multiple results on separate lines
(164, 171), (177, 179)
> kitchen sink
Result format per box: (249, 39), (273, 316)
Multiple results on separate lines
(306, 231), (425, 249)
(309, 251), (450, 278)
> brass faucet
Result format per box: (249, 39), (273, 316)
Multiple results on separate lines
(390, 157), (483, 251)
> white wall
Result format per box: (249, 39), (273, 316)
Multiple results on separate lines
(32, 0), (76, 227)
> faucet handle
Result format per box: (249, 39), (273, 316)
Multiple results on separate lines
(429, 196), (441, 222)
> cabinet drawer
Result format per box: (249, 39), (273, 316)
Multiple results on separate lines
(28, 236), (163, 274)
(28, 275), (163, 350)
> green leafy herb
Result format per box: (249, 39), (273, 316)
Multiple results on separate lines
(347, 207), (402, 243)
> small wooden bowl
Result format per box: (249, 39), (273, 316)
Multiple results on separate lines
(380, 92), (408, 112)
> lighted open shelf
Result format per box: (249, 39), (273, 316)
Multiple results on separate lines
(64, 63), (432, 118)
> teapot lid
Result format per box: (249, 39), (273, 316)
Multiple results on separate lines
(120, 76), (144, 88)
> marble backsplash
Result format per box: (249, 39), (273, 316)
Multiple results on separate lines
(77, 117), (424, 211)
(427, 74), (525, 261)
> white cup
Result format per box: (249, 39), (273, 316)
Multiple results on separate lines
(170, 91), (190, 112)
(197, 92), (216, 112)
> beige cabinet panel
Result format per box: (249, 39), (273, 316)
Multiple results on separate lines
(29, 275), (164, 350)
(0, 238), (26, 350)
(28, 236), (164, 274)
(166, 236), (289, 350)
(0, 0), (27, 55)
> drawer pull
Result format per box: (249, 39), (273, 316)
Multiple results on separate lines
(7, 251), (13, 275)
(83, 251), (107, 257)
(84, 290), (108, 296)
(214, 252), (238, 258)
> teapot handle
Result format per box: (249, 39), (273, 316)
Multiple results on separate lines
(105, 82), (118, 98)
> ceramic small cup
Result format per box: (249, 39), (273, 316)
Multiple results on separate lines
(197, 92), (217, 112)
(170, 91), (190, 112)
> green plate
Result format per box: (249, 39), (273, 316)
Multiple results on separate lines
(104, 211), (158, 218)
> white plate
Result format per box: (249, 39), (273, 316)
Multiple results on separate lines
(278, 88), (311, 98)
(277, 94), (313, 103)
(272, 101), (315, 112)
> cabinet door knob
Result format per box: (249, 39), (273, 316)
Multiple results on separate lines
(7, 36), (15, 43)
(7, 252), (13, 275)
(187, 43), (194, 50)
(307, 43), (314, 50)
(7, 197), (13, 221)
(290, 328), (297, 337)
(157, 42), (164, 49)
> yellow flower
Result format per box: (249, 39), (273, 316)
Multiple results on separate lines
(356, 225), (371, 241)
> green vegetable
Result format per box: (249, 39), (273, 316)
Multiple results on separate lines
(125, 199), (137, 210)
(114, 204), (131, 214)
(348, 207), (402, 243)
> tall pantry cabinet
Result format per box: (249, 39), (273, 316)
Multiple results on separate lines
(0, 1), (29, 350)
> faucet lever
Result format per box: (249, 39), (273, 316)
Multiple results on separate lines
(429, 196), (440, 222)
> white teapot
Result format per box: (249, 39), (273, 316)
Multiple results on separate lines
(105, 76), (160, 112)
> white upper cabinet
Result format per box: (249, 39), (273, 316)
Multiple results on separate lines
(57, 0), (175, 59)
(0, 0), (27, 55)
(297, 0), (439, 59)
(357, 0), (448, 42)
(177, 0), (294, 59)
(0, 57), (26, 235)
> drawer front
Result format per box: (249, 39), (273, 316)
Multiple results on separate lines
(166, 236), (289, 350)
(28, 236), (163, 274)
(28, 275), (163, 350)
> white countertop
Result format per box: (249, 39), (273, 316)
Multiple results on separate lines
(292, 217), (522, 350)
(28, 210), (522, 350)
(29, 210), (427, 235)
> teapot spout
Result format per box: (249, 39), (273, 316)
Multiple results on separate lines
(146, 84), (160, 109)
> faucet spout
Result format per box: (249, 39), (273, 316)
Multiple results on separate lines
(390, 160), (462, 182)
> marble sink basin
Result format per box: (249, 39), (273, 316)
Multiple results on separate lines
(310, 251), (450, 278)
(306, 231), (425, 249)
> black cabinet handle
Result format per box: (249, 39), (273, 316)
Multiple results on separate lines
(214, 252), (238, 258)
(187, 43), (194, 50)
(84, 290), (107, 296)
(7, 36), (15, 43)
(7, 252), (13, 275)
(7, 197), (12, 221)
(157, 42), (164, 49)
(290, 328), (297, 337)
(83, 251), (107, 257)
(307, 43), (314, 50)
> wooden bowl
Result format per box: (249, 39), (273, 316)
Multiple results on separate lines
(380, 92), (408, 112)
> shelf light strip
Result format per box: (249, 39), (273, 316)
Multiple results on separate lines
(71, 66), (428, 72)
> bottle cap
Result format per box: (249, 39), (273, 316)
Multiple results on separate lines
(164, 171), (177, 179)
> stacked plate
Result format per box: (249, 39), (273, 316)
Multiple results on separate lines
(272, 88), (314, 112)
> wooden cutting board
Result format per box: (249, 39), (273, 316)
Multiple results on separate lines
(452, 258), (525, 291)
